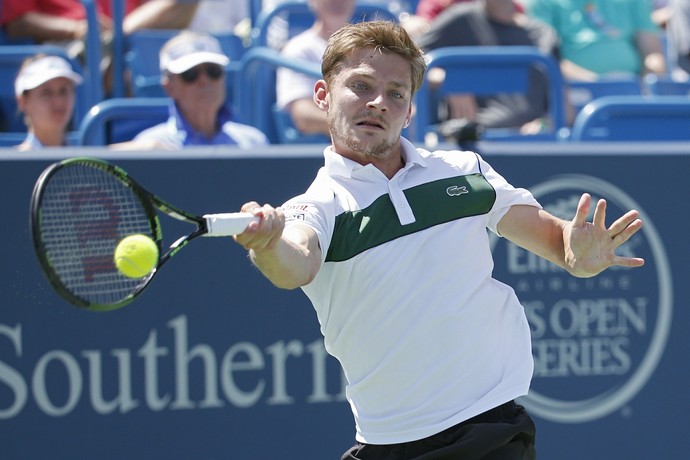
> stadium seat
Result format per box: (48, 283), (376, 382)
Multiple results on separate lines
(272, 106), (330, 144)
(643, 74), (690, 96)
(412, 46), (567, 143)
(77, 97), (170, 146)
(567, 77), (643, 118)
(234, 46), (322, 144)
(569, 95), (690, 141)
(250, 0), (398, 48)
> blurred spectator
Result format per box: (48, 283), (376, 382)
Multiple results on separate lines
(0, 0), (216, 43)
(0, 0), (142, 52)
(523, 0), (666, 81)
(651, 0), (671, 28)
(14, 54), (83, 150)
(187, 0), (251, 37)
(405, 0), (526, 38)
(253, 0), (298, 50)
(667, 0), (690, 76)
(124, 31), (268, 149)
(417, 0), (560, 132)
(122, 0), (200, 35)
(416, 0), (474, 21)
(401, 0), (473, 38)
(1, 0), (201, 97)
(275, 0), (356, 138)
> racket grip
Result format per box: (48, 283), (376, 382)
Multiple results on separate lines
(204, 212), (259, 236)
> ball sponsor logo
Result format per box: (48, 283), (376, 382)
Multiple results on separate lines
(491, 175), (672, 423)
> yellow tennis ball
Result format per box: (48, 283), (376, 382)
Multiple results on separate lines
(114, 234), (159, 279)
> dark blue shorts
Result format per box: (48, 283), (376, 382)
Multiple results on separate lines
(341, 401), (536, 460)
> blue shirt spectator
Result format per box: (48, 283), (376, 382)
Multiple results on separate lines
(131, 30), (268, 149)
(134, 102), (268, 148)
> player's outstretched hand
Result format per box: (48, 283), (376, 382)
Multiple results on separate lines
(564, 193), (645, 278)
(233, 202), (285, 252)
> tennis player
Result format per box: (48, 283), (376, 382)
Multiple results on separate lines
(234, 20), (644, 460)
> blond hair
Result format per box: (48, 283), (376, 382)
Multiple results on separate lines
(321, 20), (427, 95)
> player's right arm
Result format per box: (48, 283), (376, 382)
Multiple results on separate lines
(234, 202), (321, 290)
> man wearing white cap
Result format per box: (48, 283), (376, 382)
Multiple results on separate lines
(131, 31), (269, 149)
(14, 54), (83, 150)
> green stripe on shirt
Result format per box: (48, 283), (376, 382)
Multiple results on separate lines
(326, 173), (496, 262)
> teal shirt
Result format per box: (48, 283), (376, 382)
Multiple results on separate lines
(524, 0), (659, 75)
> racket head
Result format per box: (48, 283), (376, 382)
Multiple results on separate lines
(30, 157), (163, 311)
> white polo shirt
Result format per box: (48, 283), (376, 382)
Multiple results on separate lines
(282, 138), (540, 445)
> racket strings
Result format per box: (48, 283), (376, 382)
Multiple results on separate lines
(38, 163), (155, 306)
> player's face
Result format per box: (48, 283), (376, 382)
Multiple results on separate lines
(19, 77), (75, 132)
(320, 47), (413, 166)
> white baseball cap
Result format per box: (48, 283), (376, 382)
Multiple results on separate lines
(159, 31), (230, 74)
(14, 55), (83, 97)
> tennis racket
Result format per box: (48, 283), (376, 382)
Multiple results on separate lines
(30, 157), (257, 312)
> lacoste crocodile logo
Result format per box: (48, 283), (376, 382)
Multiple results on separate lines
(446, 185), (469, 196)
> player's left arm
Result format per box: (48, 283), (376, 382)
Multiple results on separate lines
(497, 193), (645, 278)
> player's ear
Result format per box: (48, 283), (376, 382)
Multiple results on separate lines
(313, 79), (329, 112)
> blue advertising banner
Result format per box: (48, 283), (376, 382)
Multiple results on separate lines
(0, 144), (687, 459)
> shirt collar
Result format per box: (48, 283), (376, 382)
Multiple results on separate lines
(23, 133), (44, 149)
(323, 137), (427, 178)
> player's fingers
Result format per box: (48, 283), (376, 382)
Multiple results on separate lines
(610, 214), (643, 246)
(256, 204), (281, 229)
(234, 203), (273, 245)
(234, 227), (275, 251)
(592, 198), (607, 229)
(240, 201), (262, 217)
(611, 255), (645, 268)
(265, 207), (285, 250)
(242, 205), (284, 251)
(609, 209), (640, 232)
(572, 193), (591, 226)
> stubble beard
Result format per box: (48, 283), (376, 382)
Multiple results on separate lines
(328, 114), (398, 160)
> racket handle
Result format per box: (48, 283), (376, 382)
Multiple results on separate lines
(204, 212), (259, 236)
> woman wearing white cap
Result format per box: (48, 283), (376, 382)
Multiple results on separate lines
(14, 54), (83, 151)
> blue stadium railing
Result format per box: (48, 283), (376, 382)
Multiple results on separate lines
(234, 46), (322, 144)
(81, 0), (104, 108)
(78, 97), (170, 146)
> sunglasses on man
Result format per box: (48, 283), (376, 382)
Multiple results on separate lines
(178, 64), (225, 83)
